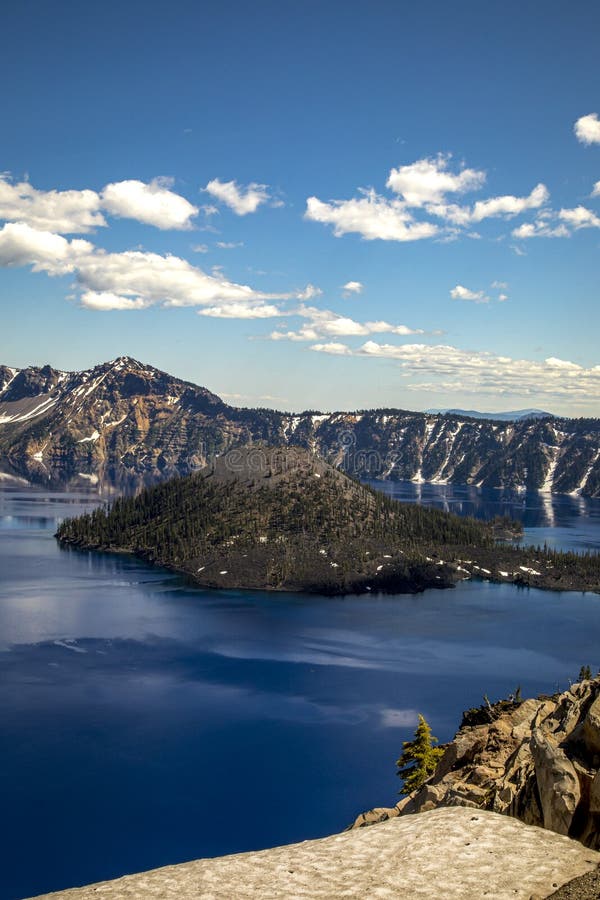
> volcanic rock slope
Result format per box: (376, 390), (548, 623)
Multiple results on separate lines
(1, 357), (599, 495)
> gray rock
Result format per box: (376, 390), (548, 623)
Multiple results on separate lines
(531, 728), (580, 835)
(583, 696), (600, 755)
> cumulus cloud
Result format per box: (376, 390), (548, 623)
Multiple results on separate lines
(310, 342), (351, 355)
(592, 181), (600, 198)
(101, 178), (198, 230)
(511, 204), (600, 240)
(306, 155), (551, 243)
(0, 222), (94, 274)
(197, 302), (284, 319)
(310, 340), (600, 401)
(0, 173), (201, 233)
(0, 175), (105, 234)
(558, 206), (600, 229)
(80, 292), (150, 311)
(268, 305), (425, 342)
(430, 184), (549, 227)
(204, 178), (271, 215)
(574, 113), (600, 145)
(0, 222), (307, 313)
(511, 219), (570, 239)
(342, 280), (363, 295)
(386, 155), (485, 206)
(305, 190), (438, 242)
(450, 284), (489, 303)
(470, 183), (549, 221)
(296, 284), (323, 300)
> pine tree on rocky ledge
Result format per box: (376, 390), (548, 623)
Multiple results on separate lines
(396, 714), (444, 795)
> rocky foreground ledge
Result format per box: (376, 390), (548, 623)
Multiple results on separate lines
(27, 808), (600, 900)
(352, 677), (600, 849)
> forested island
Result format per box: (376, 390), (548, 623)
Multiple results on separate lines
(56, 447), (600, 595)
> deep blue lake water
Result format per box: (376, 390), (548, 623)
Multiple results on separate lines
(1, 482), (600, 900)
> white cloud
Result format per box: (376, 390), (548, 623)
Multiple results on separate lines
(297, 284), (322, 300)
(0, 174), (203, 233)
(270, 328), (319, 342)
(574, 113), (600, 145)
(0, 222), (308, 314)
(197, 302), (284, 319)
(191, 243), (209, 253)
(491, 281), (508, 289)
(306, 156), (554, 242)
(310, 342), (351, 356)
(426, 184), (549, 227)
(204, 178), (271, 215)
(267, 305), (425, 342)
(74, 250), (268, 308)
(310, 340), (600, 401)
(0, 175), (105, 234)
(101, 178), (198, 230)
(424, 202), (473, 226)
(342, 280), (363, 295)
(498, 293), (508, 302)
(386, 155), (485, 206)
(0, 222), (93, 274)
(510, 204), (600, 240)
(305, 190), (438, 242)
(470, 183), (549, 221)
(80, 292), (149, 311)
(450, 284), (489, 303)
(592, 181), (600, 198)
(511, 219), (570, 239)
(558, 206), (600, 229)
(215, 241), (244, 249)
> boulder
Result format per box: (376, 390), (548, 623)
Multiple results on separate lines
(531, 728), (580, 835)
(583, 696), (600, 755)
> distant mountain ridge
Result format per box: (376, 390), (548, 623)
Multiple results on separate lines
(1, 356), (599, 497)
(425, 408), (553, 422)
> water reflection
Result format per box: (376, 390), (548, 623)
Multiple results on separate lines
(366, 479), (600, 552)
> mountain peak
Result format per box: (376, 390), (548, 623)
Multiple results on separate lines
(106, 356), (151, 372)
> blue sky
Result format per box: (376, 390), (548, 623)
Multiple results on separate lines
(1, 0), (599, 415)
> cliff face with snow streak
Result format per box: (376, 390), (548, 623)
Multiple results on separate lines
(1, 357), (599, 495)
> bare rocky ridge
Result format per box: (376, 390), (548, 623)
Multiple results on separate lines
(1, 357), (599, 495)
(351, 677), (600, 852)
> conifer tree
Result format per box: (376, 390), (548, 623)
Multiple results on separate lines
(396, 714), (444, 795)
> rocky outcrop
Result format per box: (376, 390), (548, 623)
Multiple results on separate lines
(351, 678), (600, 849)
